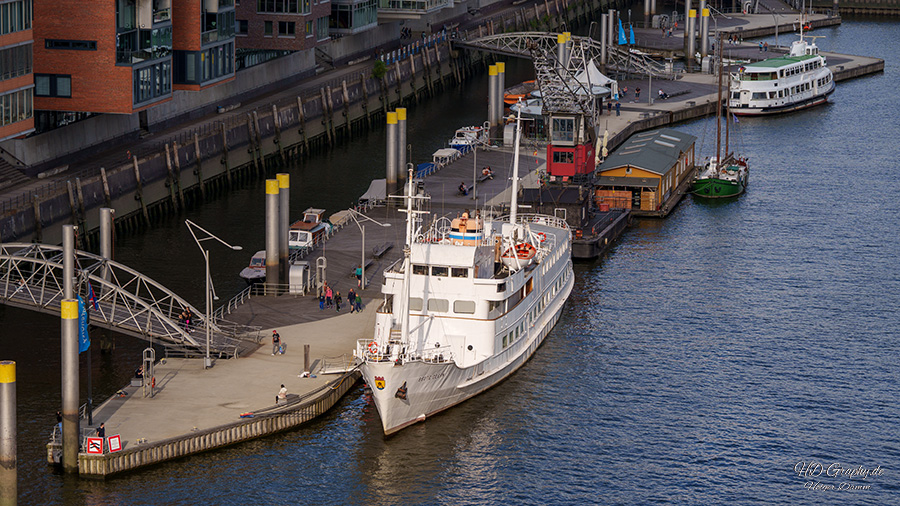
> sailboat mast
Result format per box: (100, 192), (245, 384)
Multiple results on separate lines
(725, 56), (731, 158)
(509, 106), (523, 224)
(715, 32), (723, 167)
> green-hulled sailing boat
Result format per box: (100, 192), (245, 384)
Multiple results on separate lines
(692, 34), (749, 199)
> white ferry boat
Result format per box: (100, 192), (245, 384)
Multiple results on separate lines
(448, 125), (488, 148)
(729, 34), (834, 116)
(355, 113), (574, 435)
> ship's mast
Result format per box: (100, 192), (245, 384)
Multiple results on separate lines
(725, 51), (731, 159)
(509, 106), (523, 224)
(398, 168), (415, 354)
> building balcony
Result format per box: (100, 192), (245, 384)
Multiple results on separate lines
(116, 46), (172, 65)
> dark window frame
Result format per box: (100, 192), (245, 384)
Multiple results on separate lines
(34, 73), (72, 98)
(45, 39), (97, 51)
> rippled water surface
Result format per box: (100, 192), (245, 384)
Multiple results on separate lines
(2, 18), (899, 505)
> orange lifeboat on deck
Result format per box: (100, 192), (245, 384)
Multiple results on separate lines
(501, 242), (537, 269)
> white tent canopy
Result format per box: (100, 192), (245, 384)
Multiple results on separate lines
(575, 59), (618, 98)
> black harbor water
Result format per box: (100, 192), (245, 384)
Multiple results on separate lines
(1, 18), (898, 505)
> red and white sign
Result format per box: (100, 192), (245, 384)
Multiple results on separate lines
(107, 434), (122, 453)
(86, 437), (104, 454)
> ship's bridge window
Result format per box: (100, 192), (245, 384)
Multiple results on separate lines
(409, 297), (424, 311)
(454, 300), (476, 314)
(431, 266), (448, 277)
(428, 298), (449, 312)
(412, 264), (428, 275)
(451, 267), (469, 278)
(497, 282), (506, 293)
(731, 92), (739, 100)
(752, 92), (766, 100)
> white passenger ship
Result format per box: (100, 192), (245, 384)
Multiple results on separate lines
(355, 113), (574, 435)
(729, 34), (834, 116)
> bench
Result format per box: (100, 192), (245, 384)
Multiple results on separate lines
(478, 173), (493, 183)
(350, 259), (376, 277)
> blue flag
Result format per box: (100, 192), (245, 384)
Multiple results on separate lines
(77, 295), (90, 353)
(618, 20), (627, 45)
(629, 25), (635, 45)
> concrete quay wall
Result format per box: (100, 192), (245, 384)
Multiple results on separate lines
(72, 370), (359, 479)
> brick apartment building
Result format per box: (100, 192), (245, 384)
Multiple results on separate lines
(0, 0), (35, 142)
(235, 0), (332, 52)
(31, 0), (234, 131)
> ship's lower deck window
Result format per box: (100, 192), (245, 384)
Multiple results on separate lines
(431, 266), (448, 277)
(454, 300), (476, 314)
(409, 297), (423, 311)
(451, 267), (468, 278)
(412, 265), (427, 275)
(427, 298), (449, 312)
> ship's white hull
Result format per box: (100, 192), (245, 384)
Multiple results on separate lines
(361, 263), (574, 435)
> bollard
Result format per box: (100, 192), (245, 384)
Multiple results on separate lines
(304, 345), (310, 375)
(687, 8), (697, 67)
(396, 108), (407, 184)
(0, 361), (15, 506)
(386, 112), (398, 194)
(600, 13), (608, 65)
(63, 225), (75, 300)
(277, 174), (290, 286)
(487, 65), (498, 126)
(61, 300), (79, 474)
(265, 180), (280, 295)
(496, 62), (506, 124)
(700, 1), (709, 60)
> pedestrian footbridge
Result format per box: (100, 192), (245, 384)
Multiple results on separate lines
(453, 32), (678, 80)
(0, 243), (261, 357)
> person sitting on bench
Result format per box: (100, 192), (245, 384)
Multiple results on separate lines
(458, 182), (469, 196)
(658, 89), (669, 100)
(481, 167), (493, 179)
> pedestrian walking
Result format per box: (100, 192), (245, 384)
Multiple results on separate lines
(96, 423), (105, 438)
(607, 101), (612, 114)
(319, 293), (325, 310)
(354, 293), (363, 313)
(635, 87), (641, 99)
(615, 101), (620, 116)
(276, 384), (287, 404)
(272, 330), (281, 355)
(764, 42), (769, 52)
(759, 42), (763, 52)
(335, 291), (342, 312)
(325, 284), (333, 308)
(348, 289), (357, 313)
(355, 265), (363, 287)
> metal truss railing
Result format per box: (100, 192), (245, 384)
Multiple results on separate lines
(0, 243), (260, 357)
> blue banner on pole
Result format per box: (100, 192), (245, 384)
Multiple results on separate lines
(77, 295), (90, 353)
(629, 25), (635, 45)
(618, 20), (627, 45)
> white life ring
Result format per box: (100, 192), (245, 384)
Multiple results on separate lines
(368, 341), (378, 354)
(537, 232), (546, 243)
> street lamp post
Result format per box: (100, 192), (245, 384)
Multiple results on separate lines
(471, 121), (493, 203)
(186, 220), (242, 369)
(346, 209), (391, 290)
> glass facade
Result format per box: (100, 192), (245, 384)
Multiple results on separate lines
(378, 0), (447, 13)
(0, 87), (33, 127)
(0, 43), (32, 82)
(330, 0), (376, 34)
(174, 41), (234, 86)
(0, 0), (32, 35)
(133, 60), (172, 105)
(315, 16), (328, 40)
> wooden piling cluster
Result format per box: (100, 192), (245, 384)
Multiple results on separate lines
(71, 370), (359, 479)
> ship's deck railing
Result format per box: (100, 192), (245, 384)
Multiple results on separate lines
(356, 338), (455, 365)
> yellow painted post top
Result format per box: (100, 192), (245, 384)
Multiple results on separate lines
(702, 8), (709, 16)
(61, 299), (78, 320)
(386, 112), (398, 124)
(396, 108), (407, 121)
(276, 173), (289, 189)
(689, 9), (697, 17)
(266, 179), (280, 194)
(0, 361), (14, 383)
(488, 65), (498, 76)
(557, 33), (566, 44)
(496, 62), (505, 73)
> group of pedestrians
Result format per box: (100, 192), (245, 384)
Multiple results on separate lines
(318, 282), (363, 312)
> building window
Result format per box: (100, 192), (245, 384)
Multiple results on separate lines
(301, 0), (310, 13)
(45, 40), (97, 51)
(0, 0), (33, 35)
(34, 74), (71, 98)
(264, 20), (273, 36)
(278, 21), (295, 36)
(237, 19), (248, 34)
(0, 44), (32, 82)
(305, 20), (313, 37)
(0, 87), (33, 127)
(315, 16), (328, 40)
(257, 0), (299, 12)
